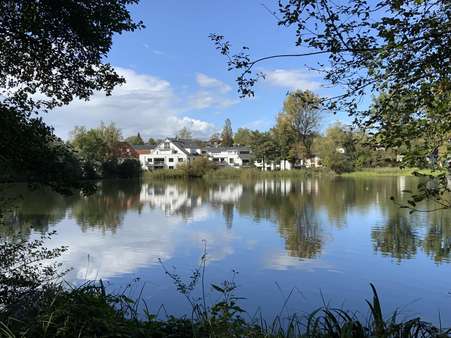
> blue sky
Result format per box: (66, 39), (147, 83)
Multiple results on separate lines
(46, 0), (351, 140)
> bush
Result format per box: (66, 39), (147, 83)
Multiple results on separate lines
(0, 232), (67, 317)
(178, 157), (217, 178)
(101, 158), (141, 179)
(117, 159), (142, 179)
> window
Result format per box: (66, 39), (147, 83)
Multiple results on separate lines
(164, 142), (170, 150)
(220, 158), (225, 162)
(168, 166), (174, 169)
(178, 158), (184, 162)
(169, 158), (174, 162)
(229, 158), (234, 164)
(147, 158), (153, 163)
(240, 150), (250, 155)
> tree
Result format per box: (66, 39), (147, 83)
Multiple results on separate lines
(70, 122), (122, 167)
(211, 0), (450, 209)
(147, 138), (158, 146)
(0, 106), (90, 195)
(250, 131), (278, 166)
(177, 127), (192, 140)
(221, 119), (233, 147)
(316, 124), (354, 173)
(271, 112), (298, 162)
(233, 128), (253, 146)
(283, 90), (321, 158)
(0, 1), (143, 113)
(0, 0), (143, 194)
(125, 133), (144, 145)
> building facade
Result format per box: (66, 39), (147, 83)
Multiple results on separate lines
(205, 146), (252, 168)
(138, 138), (253, 170)
(139, 138), (196, 170)
(137, 137), (325, 171)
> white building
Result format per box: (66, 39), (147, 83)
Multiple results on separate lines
(254, 159), (294, 171)
(139, 138), (198, 170)
(139, 138), (253, 170)
(254, 157), (321, 171)
(300, 156), (322, 168)
(205, 146), (252, 168)
(138, 137), (323, 171)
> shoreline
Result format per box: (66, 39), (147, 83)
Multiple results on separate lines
(142, 167), (436, 180)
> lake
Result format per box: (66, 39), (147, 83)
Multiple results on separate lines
(2, 176), (450, 325)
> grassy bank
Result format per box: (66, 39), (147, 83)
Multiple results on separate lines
(340, 167), (443, 177)
(203, 167), (331, 180)
(143, 167), (333, 181)
(2, 281), (448, 337)
(142, 166), (444, 181)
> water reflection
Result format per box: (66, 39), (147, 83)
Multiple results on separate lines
(1, 177), (450, 266)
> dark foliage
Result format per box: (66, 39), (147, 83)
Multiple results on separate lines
(0, 232), (67, 315)
(211, 0), (450, 209)
(0, 105), (94, 195)
(0, 0), (142, 195)
(0, 0), (143, 112)
(102, 158), (142, 179)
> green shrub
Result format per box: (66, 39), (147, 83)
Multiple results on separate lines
(102, 158), (141, 179)
(179, 157), (217, 177)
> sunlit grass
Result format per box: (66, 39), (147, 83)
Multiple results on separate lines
(340, 167), (443, 177)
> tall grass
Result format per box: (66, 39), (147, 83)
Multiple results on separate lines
(1, 259), (449, 337)
(144, 167), (333, 181)
(143, 166), (436, 181)
(204, 167), (331, 180)
(143, 168), (187, 179)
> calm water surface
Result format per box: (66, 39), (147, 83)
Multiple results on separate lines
(3, 177), (450, 324)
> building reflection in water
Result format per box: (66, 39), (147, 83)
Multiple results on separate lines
(1, 176), (449, 273)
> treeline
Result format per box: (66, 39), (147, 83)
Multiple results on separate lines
(208, 90), (406, 173)
(122, 90), (409, 175)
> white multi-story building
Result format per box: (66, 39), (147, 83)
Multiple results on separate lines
(205, 146), (252, 168)
(139, 138), (197, 170)
(138, 137), (323, 171)
(139, 138), (253, 170)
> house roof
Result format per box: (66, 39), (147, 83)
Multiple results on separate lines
(114, 142), (139, 158)
(156, 138), (191, 155)
(132, 144), (156, 150)
(205, 146), (251, 153)
(168, 138), (205, 149)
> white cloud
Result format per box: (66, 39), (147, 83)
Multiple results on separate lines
(44, 67), (216, 140)
(189, 91), (237, 110)
(189, 74), (237, 110)
(263, 69), (322, 90)
(196, 73), (231, 93)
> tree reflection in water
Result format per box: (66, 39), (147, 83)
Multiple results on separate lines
(1, 176), (449, 263)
